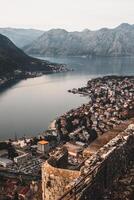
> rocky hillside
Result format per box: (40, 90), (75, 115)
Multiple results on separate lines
(0, 33), (55, 76)
(0, 28), (44, 48)
(23, 23), (134, 57)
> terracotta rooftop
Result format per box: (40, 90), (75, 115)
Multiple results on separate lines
(38, 140), (49, 145)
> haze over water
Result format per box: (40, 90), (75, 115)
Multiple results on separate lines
(0, 56), (134, 140)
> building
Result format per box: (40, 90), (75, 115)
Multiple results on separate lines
(0, 157), (13, 167)
(63, 142), (83, 157)
(18, 186), (31, 200)
(37, 140), (49, 154)
(14, 153), (30, 165)
(13, 139), (30, 148)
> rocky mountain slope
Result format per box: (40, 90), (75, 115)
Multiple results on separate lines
(23, 23), (134, 57)
(0, 28), (44, 48)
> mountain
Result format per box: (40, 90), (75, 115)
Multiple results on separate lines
(0, 28), (44, 48)
(0, 33), (55, 76)
(23, 23), (134, 57)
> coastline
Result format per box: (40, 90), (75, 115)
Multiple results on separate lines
(2, 75), (134, 142)
(47, 75), (134, 142)
(0, 63), (70, 91)
(1, 75), (134, 185)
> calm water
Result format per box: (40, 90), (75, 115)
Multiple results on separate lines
(0, 56), (134, 140)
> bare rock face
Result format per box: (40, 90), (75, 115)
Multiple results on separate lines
(23, 23), (134, 57)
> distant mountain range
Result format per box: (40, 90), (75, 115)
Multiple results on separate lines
(22, 23), (134, 57)
(0, 28), (44, 48)
(0, 33), (55, 76)
(1, 23), (134, 57)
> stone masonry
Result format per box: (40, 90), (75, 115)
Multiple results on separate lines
(42, 124), (134, 200)
(42, 148), (80, 200)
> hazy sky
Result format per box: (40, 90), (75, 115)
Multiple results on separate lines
(0, 0), (133, 31)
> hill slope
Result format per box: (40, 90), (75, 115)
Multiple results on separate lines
(0, 28), (44, 48)
(0, 33), (56, 76)
(23, 23), (134, 57)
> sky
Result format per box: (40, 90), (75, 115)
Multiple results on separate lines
(0, 0), (133, 31)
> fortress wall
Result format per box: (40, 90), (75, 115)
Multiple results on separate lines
(42, 124), (134, 200)
(78, 125), (134, 200)
(42, 149), (80, 200)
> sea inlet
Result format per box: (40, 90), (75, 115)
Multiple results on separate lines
(0, 56), (134, 140)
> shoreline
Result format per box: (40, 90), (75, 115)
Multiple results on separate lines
(1, 75), (134, 142)
(48, 75), (134, 143)
(0, 64), (71, 91)
(1, 75), (134, 183)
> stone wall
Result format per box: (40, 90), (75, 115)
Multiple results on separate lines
(42, 148), (80, 200)
(42, 125), (134, 200)
(58, 124), (134, 200)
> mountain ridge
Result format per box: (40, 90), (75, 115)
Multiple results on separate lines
(23, 23), (134, 57)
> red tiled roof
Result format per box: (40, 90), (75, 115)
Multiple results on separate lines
(19, 186), (30, 196)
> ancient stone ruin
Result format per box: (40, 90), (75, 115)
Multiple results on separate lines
(42, 124), (134, 200)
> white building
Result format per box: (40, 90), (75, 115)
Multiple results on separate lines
(37, 140), (49, 154)
(0, 157), (13, 168)
(13, 139), (30, 148)
(14, 153), (30, 165)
